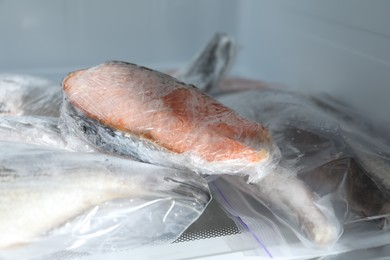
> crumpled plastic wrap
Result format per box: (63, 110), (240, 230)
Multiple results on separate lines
(0, 74), (62, 117)
(59, 61), (281, 183)
(0, 116), (94, 152)
(209, 88), (390, 257)
(0, 141), (210, 260)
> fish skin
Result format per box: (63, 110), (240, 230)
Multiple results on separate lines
(60, 61), (277, 180)
(0, 141), (210, 249)
(173, 33), (236, 93)
(213, 77), (274, 96)
(0, 74), (62, 117)
(301, 158), (390, 225)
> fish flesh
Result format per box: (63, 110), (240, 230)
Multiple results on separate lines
(60, 61), (278, 181)
(172, 33), (236, 93)
(0, 141), (210, 251)
(0, 74), (62, 117)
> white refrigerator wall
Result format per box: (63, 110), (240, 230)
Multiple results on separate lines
(238, 0), (390, 124)
(0, 0), (389, 122)
(0, 0), (240, 72)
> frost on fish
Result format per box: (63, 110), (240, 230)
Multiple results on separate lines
(0, 74), (62, 117)
(59, 61), (279, 182)
(0, 142), (210, 255)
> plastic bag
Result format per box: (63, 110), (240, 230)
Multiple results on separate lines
(0, 141), (210, 260)
(211, 175), (390, 259)
(59, 61), (280, 183)
(217, 88), (390, 202)
(0, 74), (62, 117)
(209, 88), (390, 258)
(0, 115), (94, 152)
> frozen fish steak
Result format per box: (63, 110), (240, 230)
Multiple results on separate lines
(60, 61), (278, 180)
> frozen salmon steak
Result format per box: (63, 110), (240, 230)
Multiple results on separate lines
(60, 61), (279, 181)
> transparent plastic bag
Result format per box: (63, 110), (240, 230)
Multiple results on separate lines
(211, 175), (390, 259)
(0, 115), (94, 152)
(0, 74), (62, 117)
(0, 141), (210, 260)
(210, 88), (390, 257)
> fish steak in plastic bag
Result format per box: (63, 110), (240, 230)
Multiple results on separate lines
(59, 61), (280, 183)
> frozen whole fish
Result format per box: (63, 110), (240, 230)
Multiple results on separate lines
(0, 74), (62, 117)
(172, 33), (236, 93)
(60, 61), (279, 182)
(0, 141), (210, 252)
